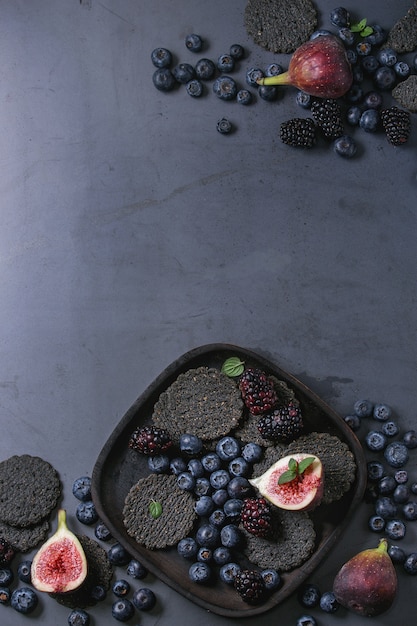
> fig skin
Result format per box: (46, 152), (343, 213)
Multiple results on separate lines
(332, 538), (397, 617)
(31, 509), (88, 594)
(257, 35), (353, 99)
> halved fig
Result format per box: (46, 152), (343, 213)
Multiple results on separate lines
(31, 509), (87, 593)
(249, 453), (324, 512)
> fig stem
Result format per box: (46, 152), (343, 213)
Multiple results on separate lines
(257, 72), (290, 87)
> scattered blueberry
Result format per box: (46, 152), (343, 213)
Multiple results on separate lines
(216, 117), (233, 133)
(385, 519), (406, 540)
(194, 477), (212, 496)
(310, 29), (333, 40)
(319, 590), (339, 613)
(152, 67), (176, 92)
(90, 584), (107, 602)
(0, 587), (10, 605)
(177, 471), (196, 491)
(403, 430), (417, 449)
(229, 44), (244, 60)
(261, 568), (281, 590)
(373, 403), (392, 421)
(237, 89), (253, 105)
(185, 33), (203, 53)
(228, 457), (249, 477)
(241, 442), (263, 463)
(365, 430), (387, 451)
(212, 488), (228, 506)
(375, 496), (398, 519)
(201, 452), (222, 473)
(356, 41), (372, 57)
(403, 501), (417, 521)
(151, 47), (172, 69)
(365, 24), (386, 46)
(17, 560), (32, 583)
(194, 495), (215, 517)
(295, 90), (313, 109)
(245, 67), (264, 87)
(108, 543), (131, 566)
(359, 109), (380, 133)
(76, 500), (98, 525)
(213, 546), (232, 566)
(338, 27), (355, 46)
(0, 568), (13, 585)
(220, 524), (241, 548)
(378, 475), (397, 494)
(126, 559), (147, 580)
(367, 461), (385, 481)
(196, 524), (220, 548)
(197, 547), (212, 563)
(148, 453), (170, 473)
(404, 552), (417, 575)
(72, 476), (92, 501)
(209, 508), (227, 528)
(363, 90), (383, 109)
(210, 469), (230, 490)
(296, 616), (317, 626)
(217, 54), (235, 73)
(195, 58), (216, 81)
(393, 484), (410, 503)
(384, 441), (409, 468)
(346, 105), (362, 126)
(394, 469), (408, 484)
(330, 6), (350, 28)
(373, 66), (396, 91)
(377, 48), (397, 67)
(177, 537), (198, 560)
(258, 85), (278, 101)
(10, 587), (38, 614)
(170, 457), (188, 475)
(388, 544), (406, 563)
(227, 476), (252, 499)
(354, 399), (374, 417)
(361, 55), (379, 75)
(394, 61), (410, 78)
(189, 561), (211, 583)
(333, 135), (357, 158)
(112, 579), (130, 597)
(265, 62), (283, 77)
(132, 587), (156, 611)
(213, 76), (238, 101)
(219, 561), (241, 584)
(188, 458), (204, 478)
(173, 63), (196, 84)
(111, 598), (135, 621)
(368, 514), (385, 532)
(382, 421), (399, 437)
(216, 436), (241, 461)
(68, 608), (90, 626)
(95, 521), (112, 542)
(223, 498), (243, 520)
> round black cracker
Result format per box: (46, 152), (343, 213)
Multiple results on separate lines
(392, 75), (417, 112)
(0, 517), (50, 552)
(244, 0), (318, 54)
(152, 366), (244, 441)
(0, 455), (61, 527)
(242, 507), (316, 571)
(50, 535), (113, 609)
(386, 1), (417, 53)
(123, 473), (197, 549)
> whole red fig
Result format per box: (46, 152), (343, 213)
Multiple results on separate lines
(257, 35), (352, 98)
(332, 538), (397, 617)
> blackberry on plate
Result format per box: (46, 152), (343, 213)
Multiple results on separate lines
(0, 538), (15, 566)
(279, 118), (317, 148)
(129, 425), (173, 455)
(234, 569), (267, 605)
(239, 368), (278, 415)
(311, 98), (344, 138)
(258, 402), (303, 442)
(240, 497), (272, 537)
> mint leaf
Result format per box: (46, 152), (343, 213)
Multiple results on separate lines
(351, 17), (367, 33)
(298, 457), (316, 474)
(361, 26), (374, 37)
(149, 500), (163, 519)
(278, 469), (296, 485)
(221, 357), (245, 377)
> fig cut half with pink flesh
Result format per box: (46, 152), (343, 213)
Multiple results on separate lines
(249, 453), (324, 512)
(31, 508), (87, 593)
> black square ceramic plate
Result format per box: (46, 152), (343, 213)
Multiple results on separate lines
(91, 343), (366, 617)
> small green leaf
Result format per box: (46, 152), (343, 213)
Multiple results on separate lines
(149, 500), (163, 519)
(298, 457), (316, 474)
(351, 18), (367, 33)
(360, 26), (374, 37)
(278, 469), (296, 485)
(288, 458), (298, 472)
(221, 356), (245, 377)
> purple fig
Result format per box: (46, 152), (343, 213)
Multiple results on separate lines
(332, 538), (397, 616)
(257, 35), (353, 99)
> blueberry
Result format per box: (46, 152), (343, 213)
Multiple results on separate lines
(223, 498), (243, 520)
(330, 7), (350, 28)
(361, 55), (379, 75)
(261, 568), (281, 590)
(346, 106), (362, 126)
(236, 89), (253, 105)
(403, 430), (417, 449)
(213, 546), (231, 565)
(411, 482), (417, 495)
(385, 519), (406, 540)
(368, 515), (385, 532)
(152, 68), (176, 92)
(395, 469), (408, 484)
(356, 41), (372, 56)
(297, 616), (317, 626)
(365, 24), (386, 46)
(258, 85), (278, 101)
(404, 552), (417, 575)
(216, 436), (241, 461)
(373, 66), (396, 91)
(0, 587), (10, 604)
(188, 561), (211, 583)
(246, 67), (264, 87)
(132, 587), (156, 611)
(265, 62), (284, 77)
(195, 58), (216, 81)
(360, 109), (380, 133)
(393, 484), (410, 503)
(148, 454), (170, 473)
(345, 48), (357, 65)
(17, 560), (32, 583)
(377, 48), (397, 67)
(201, 452), (222, 473)
(173, 63), (196, 84)
(241, 442), (263, 463)
(378, 475), (396, 494)
(112, 579), (130, 597)
(295, 90), (313, 109)
(363, 90), (383, 109)
(186, 79), (203, 97)
(365, 430), (387, 451)
(94, 521), (112, 542)
(194, 495), (215, 517)
(10, 587), (38, 614)
(228, 457), (249, 477)
(394, 61), (410, 78)
(0, 568), (13, 585)
(111, 598), (134, 621)
(170, 457), (187, 475)
(197, 547), (212, 563)
(212, 488), (228, 506)
(177, 471), (196, 491)
(76, 500), (98, 525)
(403, 501), (417, 521)
(188, 458), (204, 478)
(353, 399), (374, 417)
(209, 508), (227, 528)
(373, 403), (392, 421)
(333, 135), (357, 158)
(217, 54), (235, 73)
(108, 543), (130, 566)
(196, 524), (220, 548)
(319, 590), (339, 613)
(367, 461), (385, 481)
(375, 496), (398, 519)
(227, 476), (253, 499)
(338, 27), (355, 46)
(345, 84), (363, 103)
(384, 442), (409, 468)
(229, 44), (244, 60)
(219, 561), (241, 584)
(72, 476), (92, 501)
(194, 477), (212, 497)
(212, 76), (237, 101)
(298, 582), (321, 607)
(220, 524), (242, 548)
(210, 469), (230, 490)
(185, 33), (203, 53)
(382, 421), (399, 437)
(91, 584), (107, 601)
(177, 537), (198, 560)
(388, 544), (406, 563)
(310, 29), (333, 39)
(151, 47), (172, 69)
(68, 608), (90, 626)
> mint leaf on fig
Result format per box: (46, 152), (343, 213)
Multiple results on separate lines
(278, 468), (297, 485)
(149, 500), (162, 519)
(278, 456), (315, 485)
(221, 357), (245, 377)
(298, 457), (315, 474)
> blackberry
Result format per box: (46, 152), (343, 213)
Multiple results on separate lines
(128, 425), (173, 455)
(280, 118), (317, 148)
(311, 99), (344, 139)
(0, 539), (15, 567)
(240, 497), (272, 538)
(381, 107), (411, 145)
(257, 402), (303, 442)
(239, 368), (278, 415)
(234, 569), (267, 605)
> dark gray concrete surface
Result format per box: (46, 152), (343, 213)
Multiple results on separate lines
(1, 0), (416, 624)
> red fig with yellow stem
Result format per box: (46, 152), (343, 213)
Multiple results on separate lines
(332, 538), (397, 617)
(257, 35), (353, 99)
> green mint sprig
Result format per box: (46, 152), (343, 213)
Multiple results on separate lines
(221, 356), (245, 377)
(278, 457), (315, 485)
(350, 18), (374, 38)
